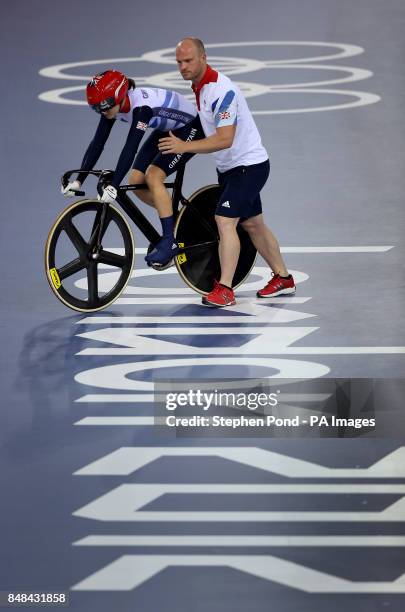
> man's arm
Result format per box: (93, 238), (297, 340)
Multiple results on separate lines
(159, 87), (237, 155)
(159, 125), (235, 155)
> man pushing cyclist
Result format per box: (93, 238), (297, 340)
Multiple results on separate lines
(158, 38), (295, 306)
(63, 45), (294, 306)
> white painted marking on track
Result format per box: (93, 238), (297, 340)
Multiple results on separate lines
(75, 417), (156, 425)
(131, 246), (393, 254)
(39, 41), (380, 114)
(279, 246), (394, 253)
(77, 345), (405, 356)
(73, 535), (405, 547)
(72, 482), (405, 495)
(77, 301), (313, 323)
(142, 41), (366, 66)
(76, 326), (317, 355)
(74, 446), (405, 478)
(70, 553), (405, 592)
(76, 267), (308, 294)
(76, 395), (154, 403)
(74, 392), (330, 411)
(74, 357), (329, 389)
(78, 325), (313, 336)
(252, 88), (380, 114)
(72, 484), (405, 522)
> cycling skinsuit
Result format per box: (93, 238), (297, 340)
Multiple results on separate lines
(78, 86), (203, 188)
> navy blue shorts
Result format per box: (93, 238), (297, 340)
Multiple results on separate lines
(216, 159), (270, 219)
(132, 115), (204, 177)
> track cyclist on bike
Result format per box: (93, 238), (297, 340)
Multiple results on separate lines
(61, 69), (203, 267)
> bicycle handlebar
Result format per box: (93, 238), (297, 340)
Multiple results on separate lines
(61, 169), (109, 186)
(61, 169), (115, 197)
(61, 169), (177, 197)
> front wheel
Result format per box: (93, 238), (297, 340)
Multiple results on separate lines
(45, 199), (134, 312)
(174, 185), (257, 294)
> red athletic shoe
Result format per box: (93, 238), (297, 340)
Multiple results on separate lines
(257, 273), (296, 298)
(202, 280), (236, 307)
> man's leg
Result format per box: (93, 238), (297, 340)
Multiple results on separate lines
(201, 214), (239, 307)
(215, 215), (240, 288)
(240, 214), (288, 276)
(240, 213), (295, 297)
(127, 169), (155, 207)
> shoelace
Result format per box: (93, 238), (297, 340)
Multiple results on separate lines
(211, 281), (233, 301)
(267, 272), (278, 285)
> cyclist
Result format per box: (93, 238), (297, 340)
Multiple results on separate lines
(159, 38), (296, 306)
(62, 69), (203, 267)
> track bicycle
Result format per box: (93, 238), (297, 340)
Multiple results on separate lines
(45, 166), (257, 312)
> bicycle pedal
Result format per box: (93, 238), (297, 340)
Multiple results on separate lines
(150, 258), (175, 271)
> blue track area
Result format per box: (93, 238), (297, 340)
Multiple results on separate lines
(1, 0), (405, 610)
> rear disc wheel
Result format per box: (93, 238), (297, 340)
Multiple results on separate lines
(174, 185), (257, 294)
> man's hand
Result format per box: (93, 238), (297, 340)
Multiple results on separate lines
(158, 131), (188, 155)
(98, 184), (118, 204)
(61, 180), (82, 197)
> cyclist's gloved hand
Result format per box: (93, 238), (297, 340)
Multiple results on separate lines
(61, 180), (82, 197)
(98, 184), (118, 204)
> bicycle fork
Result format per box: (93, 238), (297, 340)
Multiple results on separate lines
(89, 202), (110, 258)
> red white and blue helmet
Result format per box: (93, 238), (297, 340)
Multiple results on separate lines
(86, 70), (129, 113)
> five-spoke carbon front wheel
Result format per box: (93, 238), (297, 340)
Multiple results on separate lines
(45, 199), (134, 312)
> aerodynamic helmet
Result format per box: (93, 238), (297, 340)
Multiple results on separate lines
(86, 70), (129, 113)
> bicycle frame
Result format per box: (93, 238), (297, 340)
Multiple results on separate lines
(61, 166), (218, 253)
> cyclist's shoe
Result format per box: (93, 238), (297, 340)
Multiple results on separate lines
(149, 258), (175, 271)
(146, 242), (176, 270)
(145, 237), (180, 268)
(202, 280), (236, 307)
(257, 273), (296, 298)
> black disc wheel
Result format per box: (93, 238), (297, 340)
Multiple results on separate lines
(174, 185), (257, 294)
(45, 199), (134, 312)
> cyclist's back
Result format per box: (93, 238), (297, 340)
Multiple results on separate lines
(119, 87), (196, 131)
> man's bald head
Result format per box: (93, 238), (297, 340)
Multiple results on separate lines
(177, 37), (206, 56)
(176, 37), (207, 84)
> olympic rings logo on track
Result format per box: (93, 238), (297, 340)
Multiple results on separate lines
(38, 41), (380, 114)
